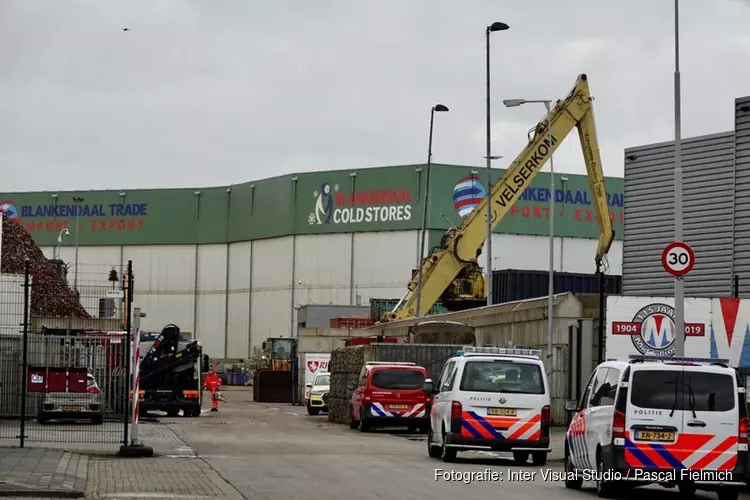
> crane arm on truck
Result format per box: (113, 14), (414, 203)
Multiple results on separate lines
(385, 73), (615, 322)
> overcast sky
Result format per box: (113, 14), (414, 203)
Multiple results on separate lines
(2, 0), (749, 192)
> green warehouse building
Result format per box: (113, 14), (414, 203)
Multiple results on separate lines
(0, 164), (624, 358)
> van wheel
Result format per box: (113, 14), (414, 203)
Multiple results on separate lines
(349, 407), (358, 429)
(441, 427), (456, 462)
(596, 452), (616, 498)
(427, 429), (442, 458)
(677, 483), (696, 497)
(532, 451), (547, 466)
(307, 404), (320, 416)
(513, 451), (529, 465)
(564, 452), (582, 489)
(717, 488), (739, 500)
(358, 408), (369, 432)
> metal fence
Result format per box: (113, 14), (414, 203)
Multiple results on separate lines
(0, 259), (136, 452)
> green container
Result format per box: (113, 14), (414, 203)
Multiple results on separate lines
(369, 298), (448, 321)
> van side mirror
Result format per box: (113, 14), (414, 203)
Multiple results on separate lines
(305, 383), (312, 388)
(347, 382), (355, 391)
(564, 399), (578, 412)
(422, 379), (434, 394)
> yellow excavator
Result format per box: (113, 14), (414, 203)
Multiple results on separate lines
(384, 74), (615, 322)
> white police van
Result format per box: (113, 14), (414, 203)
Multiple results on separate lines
(424, 346), (552, 464)
(564, 355), (749, 499)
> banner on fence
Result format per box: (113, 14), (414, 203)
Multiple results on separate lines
(606, 296), (750, 367)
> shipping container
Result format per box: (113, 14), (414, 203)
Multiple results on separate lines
(369, 298), (448, 321)
(344, 336), (398, 347)
(329, 316), (374, 329)
(491, 269), (622, 305)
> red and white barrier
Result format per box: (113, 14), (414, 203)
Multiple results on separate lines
(130, 328), (141, 444)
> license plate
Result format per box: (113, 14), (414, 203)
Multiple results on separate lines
(62, 405), (83, 412)
(488, 408), (517, 416)
(635, 430), (675, 442)
(389, 404), (408, 410)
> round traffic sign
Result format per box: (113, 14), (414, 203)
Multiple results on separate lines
(661, 241), (695, 277)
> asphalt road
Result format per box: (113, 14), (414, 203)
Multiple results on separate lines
(162, 389), (737, 500)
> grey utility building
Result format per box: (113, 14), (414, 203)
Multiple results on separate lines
(622, 96), (750, 297)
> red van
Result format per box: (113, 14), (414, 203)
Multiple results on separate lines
(347, 362), (430, 433)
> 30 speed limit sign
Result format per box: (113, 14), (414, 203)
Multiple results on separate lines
(661, 241), (695, 277)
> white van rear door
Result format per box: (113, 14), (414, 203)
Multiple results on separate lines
(626, 364), (685, 468)
(457, 358), (547, 441)
(679, 366), (739, 471)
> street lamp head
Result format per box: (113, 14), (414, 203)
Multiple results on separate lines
(433, 104), (449, 112)
(503, 99), (525, 108)
(488, 22), (510, 32)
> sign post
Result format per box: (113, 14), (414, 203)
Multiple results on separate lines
(662, 241), (695, 356)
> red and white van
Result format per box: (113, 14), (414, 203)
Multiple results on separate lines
(348, 362), (430, 433)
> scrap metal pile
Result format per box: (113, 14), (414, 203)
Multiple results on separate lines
(1, 216), (89, 318)
(327, 345), (373, 424)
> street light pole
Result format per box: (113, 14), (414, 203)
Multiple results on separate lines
(673, 0), (685, 356)
(485, 21), (510, 307)
(502, 97), (555, 383)
(72, 197), (84, 296)
(416, 104), (449, 318)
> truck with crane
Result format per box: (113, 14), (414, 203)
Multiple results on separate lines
(383, 74), (615, 322)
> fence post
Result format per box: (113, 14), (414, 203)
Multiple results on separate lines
(123, 260), (133, 447)
(130, 308), (142, 445)
(19, 259), (30, 448)
(734, 275), (740, 299)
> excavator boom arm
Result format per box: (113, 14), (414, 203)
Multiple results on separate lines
(388, 74), (614, 321)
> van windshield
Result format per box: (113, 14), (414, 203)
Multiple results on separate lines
(371, 370), (424, 390)
(459, 360), (544, 394)
(314, 375), (330, 386)
(630, 370), (735, 412)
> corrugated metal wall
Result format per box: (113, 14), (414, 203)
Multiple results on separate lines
(733, 98), (750, 283)
(622, 132), (736, 296)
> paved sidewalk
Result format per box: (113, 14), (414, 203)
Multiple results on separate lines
(86, 456), (243, 499)
(0, 448), (86, 497)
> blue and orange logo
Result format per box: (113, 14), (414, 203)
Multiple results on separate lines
(452, 175), (486, 218)
(0, 201), (19, 221)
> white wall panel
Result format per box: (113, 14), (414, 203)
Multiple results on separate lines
(252, 237), (293, 289)
(46, 246), (121, 286)
(489, 235), (623, 275)
(227, 291), (250, 358)
(134, 293), (195, 336)
(353, 231), (416, 303)
(197, 244), (227, 292)
(250, 237), (293, 351)
(228, 241), (251, 291)
(123, 245), (196, 293)
(294, 234), (351, 306)
(195, 294), (226, 358)
(250, 289), (292, 349)
(121, 245), (196, 335)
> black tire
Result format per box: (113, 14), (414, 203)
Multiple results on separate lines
(564, 451), (582, 490)
(37, 414), (49, 425)
(532, 451), (547, 466)
(358, 407), (369, 432)
(677, 483), (696, 497)
(718, 488), (740, 500)
(349, 406), (358, 429)
(513, 451), (530, 465)
(596, 451), (616, 498)
(307, 405), (320, 416)
(427, 428), (442, 458)
(92, 415), (104, 425)
(441, 427), (457, 462)
(166, 409), (179, 417)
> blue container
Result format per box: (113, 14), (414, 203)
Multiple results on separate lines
(235, 373), (248, 385)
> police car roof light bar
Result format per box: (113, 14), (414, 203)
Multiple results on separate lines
(628, 354), (729, 365)
(364, 361), (416, 366)
(460, 346), (541, 358)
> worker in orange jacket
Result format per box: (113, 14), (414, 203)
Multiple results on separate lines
(204, 367), (222, 412)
